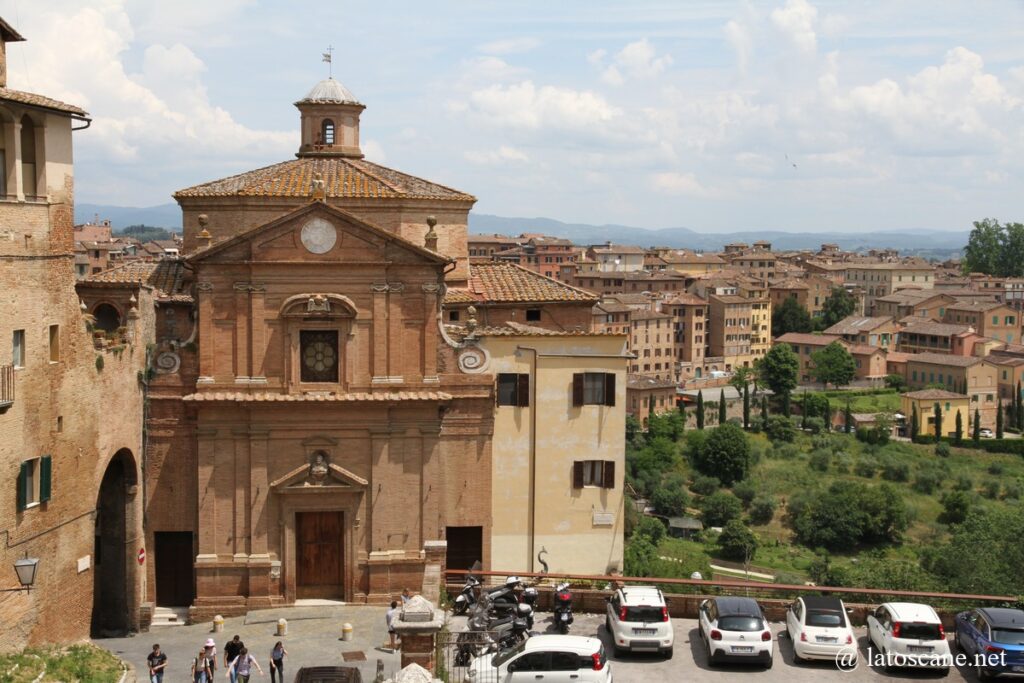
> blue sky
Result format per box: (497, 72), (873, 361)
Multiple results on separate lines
(7, 0), (1024, 232)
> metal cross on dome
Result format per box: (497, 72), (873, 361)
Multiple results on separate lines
(322, 45), (334, 78)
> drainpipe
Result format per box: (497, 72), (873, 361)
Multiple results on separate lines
(516, 345), (538, 573)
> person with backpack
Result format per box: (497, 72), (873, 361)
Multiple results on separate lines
(192, 648), (213, 683)
(204, 639), (218, 678)
(226, 647), (263, 682)
(147, 643), (167, 683)
(268, 642), (287, 683)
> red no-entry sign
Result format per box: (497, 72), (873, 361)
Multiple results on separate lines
(138, 548), (146, 564)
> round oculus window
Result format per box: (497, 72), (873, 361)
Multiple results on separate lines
(300, 217), (337, 254)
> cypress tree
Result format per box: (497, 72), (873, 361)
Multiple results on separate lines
(845, 400), (853, 434)
(997, 399), (1004, 439)
(955, 409), (963, 446)
(1017, 381), (1023, 430)
(933, 402), (942, 441)
(801, 391), (808, 429)
(910, 403), (919, 441)
(719, 388), (727, 424)
(742, 382), (750, 430)
(823, 397), (831, 432)
(696, 390), (705, 430)
(973, 408), (981, 444)
(761, 395), (768, 424)
(1007, 400), (1015, 433)
(782, 392), (791, 418)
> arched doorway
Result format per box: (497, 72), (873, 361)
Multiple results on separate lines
(92, 448), (137, 636)
(92, 303), (122, 332)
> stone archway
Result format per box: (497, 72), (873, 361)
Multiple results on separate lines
(91, 448), (137, 636)
(92, 303), (122, 332)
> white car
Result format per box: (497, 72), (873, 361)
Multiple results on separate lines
(605, 586), (674, 657)
(786, 596), (858, 665)
(980, 428), (995, 438)
(867, 602), (951, 673)
(467, 635), (612, 683)
(698, 597), (774, 668)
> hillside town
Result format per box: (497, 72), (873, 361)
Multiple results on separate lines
(2, 6), (1024, 683)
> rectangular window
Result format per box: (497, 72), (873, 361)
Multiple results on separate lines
(572, 372), (616, 406)
(16, 455), (51, 510)
(993, 315), (999, 325)
(912, 370), (918, 381)
(572, 460), (615, 489)
(987, 394), (994, 402)
(12, 329), (25, 368)
(448, 310), (460, 322)
(299, 330), (339, 383)
(525, 308), (542, 322)
(48, 324), (60, 363)
(496, 373), (529, 407)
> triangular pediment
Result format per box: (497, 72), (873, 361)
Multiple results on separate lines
(269, 460), (369, 492)
(187, 202), (450, 266)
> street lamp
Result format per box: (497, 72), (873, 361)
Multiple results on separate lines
(2, 556), (39, 592)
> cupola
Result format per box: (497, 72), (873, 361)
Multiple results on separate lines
(295, 77), (365, 158)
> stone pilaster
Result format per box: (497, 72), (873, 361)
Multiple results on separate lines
(233, 283), (251, 382)
(422, 284), (440, 382)
(197, 282), (215, 382)
(371, 283), (389, 383)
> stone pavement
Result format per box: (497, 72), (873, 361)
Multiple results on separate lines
(95, 604), (403, 682)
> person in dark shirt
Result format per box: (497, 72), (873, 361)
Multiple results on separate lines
(147, 643), (168, 683)
(224, 635), (244, 683)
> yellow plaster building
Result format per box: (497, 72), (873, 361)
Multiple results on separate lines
(902, 389), (971, 437)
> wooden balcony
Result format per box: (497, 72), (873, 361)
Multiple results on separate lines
(0, 364), (13, 411)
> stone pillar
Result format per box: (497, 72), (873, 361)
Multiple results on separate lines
(422, 284), (440, 382)
(388, 283), (404, 382)
(371, 283), (389, 383)
(197, 282), (215, 382)
(233, 283), (251, 382)
(196, 427), (218, 560)
(250, 285), (267, 382)
(392, 596), (444, 674)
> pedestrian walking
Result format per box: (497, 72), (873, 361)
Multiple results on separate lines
(224, 635), (244, 683)
(192, 648), (213, 683)
(401, 587), (413, 605)
(226, 647), (263, 682)
(268, 642), (287, 683)
(204, 638), (218, 678)
(147, 643), (167, 683)
(386, 600), (399, 650)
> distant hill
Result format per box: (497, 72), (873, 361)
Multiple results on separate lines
(468, 214), (968, 257)
(76, 203), (182, 230)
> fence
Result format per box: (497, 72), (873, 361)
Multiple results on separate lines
(435, 629), (502, 683)
(0, 364), (13, 410)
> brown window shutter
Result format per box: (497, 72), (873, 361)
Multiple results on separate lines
(572, 461), (584, 489)
(603, 460), (615, 488)
(517, 373), (530, 407)
(604, 372), (616, 406)
(572, 373), (584, 406)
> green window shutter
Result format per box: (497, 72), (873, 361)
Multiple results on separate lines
(39, 455), (52, 503)
(17, 461), (28, 511)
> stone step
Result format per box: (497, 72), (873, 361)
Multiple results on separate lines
(151, 606), (189, 627)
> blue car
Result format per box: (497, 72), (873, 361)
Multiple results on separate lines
(955, 608), (1024, 679)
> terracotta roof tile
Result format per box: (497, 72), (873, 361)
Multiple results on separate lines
(444, 263), (598, 305)
(0, 87), (87, 116)
(775, 333), (842, 346)
(184, 390), (452, 402)
(902, 389), (967, 400)
(84, 259), (186, 298)
(174, 157), (474, 201)
(448, 322), (616, 338)
(824, 316), (894, 335)
(906, 352), (987, 367)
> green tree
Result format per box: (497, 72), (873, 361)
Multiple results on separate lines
(884, 374), (907, 392)
(623, 535), (658, 576)
(962, 217), (1005, 275)
(997, 399), (1004, 439)
(973, 408), (981, 444)
(742, 382), (750, 429)
(790, 481), (908, 550)
(651, 476), (690, 517)
(1016, 381), (1023, 430)
(760, 395), (768, 424)
(821, 287), (856, 328)
(910, 402), (919, 441)
(748, 496), (776, 524)
(772, 296), (813, 335)
(810, 341), (856, 389)
(939, 490), (973, 525)
(719, 389), (727, 424)
(700, 491), (743, 526)
(800, 391), (808, 429)
(924, 506), (1024, 595)
(728, 367), (752, 394)
(632, 515), (666, 545)
(934, 402), (942, 441)
(696, 390), (705, 430)
(691, 423), (751, 486)
(758, 343), (799, 409)
(765, 415), (797, 442)
(955, 409), (963, 446)
(717, 519), (759, 562)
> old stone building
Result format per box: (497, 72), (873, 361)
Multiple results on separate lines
(0, 19), (146, 650)
(111, 77), (624, 620)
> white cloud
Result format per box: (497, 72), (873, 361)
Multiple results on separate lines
(464, 146), (529, 165)
(598, 39), (673, 85)
(652, 172), (714, 197)
(724, 20), (753, 74)
(463, 81), (621, 132)
(477, 37), (541, 55)
(771, 0), (819, 53)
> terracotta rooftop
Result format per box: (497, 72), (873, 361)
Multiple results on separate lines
(775, 333), (842, 346)
(885, 351), (913, 363)
(448, 322), (617, 338)
(824, 316), (893, 335)
(183, 390), (452, 402)
(83, 259), (187, 299)
(906, 352), (987, 368)
(0, 86), (87, 116)
(899, 319), (973, 336)
(174, 156), (474, 202)
(875, 290), (949, 304)
(665, 293), (707, 306)
(593, 302), (633, 314)
(770, 277), (809, 290)
(902, 389), (967, 400)
(444, 263), (598, 305)
(945, 300), (1007, 312)
(589, 243), (646, 254)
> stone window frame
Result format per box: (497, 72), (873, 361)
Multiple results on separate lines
(279, 294), (359, 393)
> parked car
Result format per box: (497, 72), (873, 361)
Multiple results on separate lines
(866, 602), (951, 674)
(698, 596), (774, 668)
(954, 608), (1024, 679)
(980, 428), (995, 438)
(467, 635), (612, 683)
(605, 585), (674, 658)
(785, 596), (857, 665)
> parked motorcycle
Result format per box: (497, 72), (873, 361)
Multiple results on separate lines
(452, 570), (481, 616)
(552, 581), (574, 634)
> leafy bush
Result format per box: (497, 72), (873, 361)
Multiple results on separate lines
(854, 458), (878, 478)
(939, 491), (973, 525)
(935, 442), (951, 458)
(691, 474), (721, 496)
(808, 449), (831, 472)
(982, 479), (1002, 500)
(924, 506), (1024, 595)
(690, 423), (751, 486)
(773, 443), (800, 459)
(912, 471), (942, 495)
(748, 496), (776, 524)
(988, 462), (1006, 476)
(732, 479), (757, 506)
(765, 416), (797, 442)
(700, 491), (743, 526)
(790, 481), (908, 550)
(717, 519), (759, 561)
(632, 515), (666, 544)
(651, 476), (690, 516)
(954, 475), (974, 492)
(881, 461), (911, 482)
(1004, 480), (1023, 500)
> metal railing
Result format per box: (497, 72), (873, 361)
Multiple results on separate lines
(0, 364), (13, 410)
(436, 629), (502, 683)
